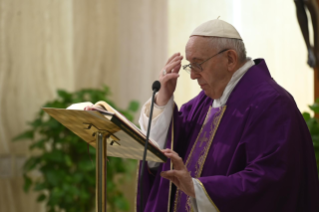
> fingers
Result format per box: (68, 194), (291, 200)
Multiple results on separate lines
(160, 169), (185, 186)
(156, 53), (183, 106)
(161, 72), (179, 83)
(166, 52), (181, 64)
(160, 149), (196, 198)
(160, 170), (179, 183)
(163, 60), (182, 76)
(164, 54), (183, 74)
(162, 149), (185, 170)
(172, 64), (182, 74)
(160, 169), (176, 178)
(170, 54), (183, 64)
(84, 105), (93, 111)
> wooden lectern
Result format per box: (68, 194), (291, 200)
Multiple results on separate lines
(43, 108), (167, 212)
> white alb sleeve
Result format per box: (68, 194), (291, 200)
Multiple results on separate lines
(190, 178), (218, 212)
(138, 96), (174, 168)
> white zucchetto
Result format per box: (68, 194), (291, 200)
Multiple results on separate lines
(190, 19), (243, 41)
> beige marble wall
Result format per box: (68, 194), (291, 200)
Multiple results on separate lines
(0, 0), (167, 211)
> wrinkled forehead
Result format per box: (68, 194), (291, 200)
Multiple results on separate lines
(185, 36), (217, 61)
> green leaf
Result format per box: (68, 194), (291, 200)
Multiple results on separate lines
(72, 173), (84, 183)
(313, 135), (319, 147)
(57, 89), (72, 100)
(42, 149), (65, 163)
(23, 174), (32, 192)
(29, 139), (46, 150)
(34, 182), (47, 191)
(12, 130), (34, 141)
(309, 103), (319, 114)
(28, 118), (43, 128)
(64, 155), (72, 167)
(78, 160), (95, 171)
(302, 112), (311, 122)
(102, 85), (111, 95)
(115, 195), (130, 211)
(44, 170), (61, 186)
(128, 101), (140, 112)
(23, 157), (40, 172)
(37, 193), (46, 202)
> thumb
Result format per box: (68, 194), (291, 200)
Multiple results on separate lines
(161, 169), (184, 178)
(160, 170), (180, 185)
(161, 170), (175, 178)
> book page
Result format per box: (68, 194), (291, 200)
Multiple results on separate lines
(95, 101), (134, 127)
(94, 101), (159, 149)
(67, 102), (94, 110)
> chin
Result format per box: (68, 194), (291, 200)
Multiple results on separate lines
(203, 89), (219, 99)
(203, 90), (212, 99)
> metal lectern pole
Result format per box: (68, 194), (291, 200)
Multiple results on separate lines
(96, 131), (107, 212)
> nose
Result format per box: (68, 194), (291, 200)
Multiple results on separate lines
(190, 70), (200, 80)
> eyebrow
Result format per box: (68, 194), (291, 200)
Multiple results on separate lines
(190, 57), (204, 62)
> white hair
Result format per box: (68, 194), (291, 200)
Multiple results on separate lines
(209, 37), (247, 63)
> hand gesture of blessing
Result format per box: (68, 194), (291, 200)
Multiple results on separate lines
(160, 149), (195, 198)
(156, 53), (183, 106)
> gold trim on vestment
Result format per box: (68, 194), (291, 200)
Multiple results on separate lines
(195, 179), (220, 212)
(196, 106), (226, 178)
(184, 106), (213, 168)
(173, 105), (227, 212)
(173, 106), (213, 212)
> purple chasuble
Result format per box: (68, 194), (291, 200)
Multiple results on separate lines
(175, 106), (225, 212)
(136, 59), (319, 212)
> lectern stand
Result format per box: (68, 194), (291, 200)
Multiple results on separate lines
(96, 131), (107, 212)
(43, 108), (166, 212)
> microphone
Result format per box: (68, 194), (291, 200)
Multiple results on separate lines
(152, 80), (161, 92)
(139, 80), (161, 212)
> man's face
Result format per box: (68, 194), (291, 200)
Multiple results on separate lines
(185, 36), (232, 99)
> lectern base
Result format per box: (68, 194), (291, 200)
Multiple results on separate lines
(96, 131), (108, 212)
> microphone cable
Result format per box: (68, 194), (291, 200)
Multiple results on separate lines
(139, 80), (161, 212)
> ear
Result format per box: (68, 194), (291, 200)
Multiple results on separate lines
(226, 50), (238, 72)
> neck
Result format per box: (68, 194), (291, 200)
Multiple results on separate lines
(212, 58), (255, 108)
(234, 59), (248, 72)
(212, 74), (233, 99)
(213, 58), (249, 99)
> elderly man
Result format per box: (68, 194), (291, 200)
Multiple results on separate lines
(137, 19), (319, 212)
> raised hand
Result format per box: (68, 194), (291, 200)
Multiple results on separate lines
(156, 53), (183, 106)
(160, 149), (195, 198)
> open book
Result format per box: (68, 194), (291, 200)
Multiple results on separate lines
(67, 101), (157, 145)
(43, 101), (166, 162)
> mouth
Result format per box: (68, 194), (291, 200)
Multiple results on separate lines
(199, 83), (206, 89)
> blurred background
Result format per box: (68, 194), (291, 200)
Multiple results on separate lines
(0, 0), (315, 211)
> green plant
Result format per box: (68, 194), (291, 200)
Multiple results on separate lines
(302, 98), (319, 176)
(13, 86), (139, 212)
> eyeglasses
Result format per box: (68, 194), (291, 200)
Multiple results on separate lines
(182, 49), (230, 74)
